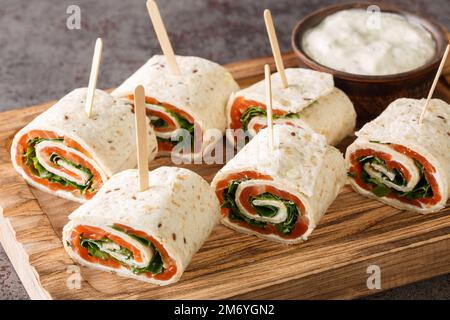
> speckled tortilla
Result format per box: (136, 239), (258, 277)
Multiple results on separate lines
(10, 88), (158, 202)
(346, 98), (450, 213)
(62, 167), (220, 285)
(233, 68), (334, 113)
(226, 69), (356, 146)
(112, 55), (240, 158)
(212, 125), (347, 244)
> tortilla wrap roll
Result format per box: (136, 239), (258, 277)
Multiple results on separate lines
(211, 125), (346, 244)
(112, 55), (240, 160)
(62, 167), (220, 285)
(346, 98), (450, 214)
(11, 88), (158, 203)
(226, 68), (356, 147)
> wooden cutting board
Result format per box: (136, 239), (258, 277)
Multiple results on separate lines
(1, 48), (450, 300)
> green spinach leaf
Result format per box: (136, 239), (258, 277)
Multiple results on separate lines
(359, 156), (433, 200)
(24, 138), (94, 194)
(240, 106), (300, 131)
(111, 226), (164, 275)
(222, 181), (300, 235)
(153, 109), (195, 150)
(79, 236), (111, 261)
(131, 252), (164, 275)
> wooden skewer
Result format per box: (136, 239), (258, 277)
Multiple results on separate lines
(419, 44), (450, 124)
(146, 0), (181, 75)
(134, 85), (150, 192)
(265, 64), (274, 151)
(85, 38), (103, 118)
(264, 9), (288, 89)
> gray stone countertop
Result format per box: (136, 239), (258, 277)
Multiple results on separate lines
(0, 0), (449, 300)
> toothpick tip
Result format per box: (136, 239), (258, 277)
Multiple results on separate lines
(95, 38), (103, 49)
(85, 37), (104, 118)
(134, 85), (145, 96)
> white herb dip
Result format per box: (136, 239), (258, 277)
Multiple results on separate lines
(301, 9), (437, 76)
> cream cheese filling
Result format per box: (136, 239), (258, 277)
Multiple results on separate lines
(235, 180), (288, 224)
(35, 141), (95, 186)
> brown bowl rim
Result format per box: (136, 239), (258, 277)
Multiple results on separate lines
(291, 2), (449, 83)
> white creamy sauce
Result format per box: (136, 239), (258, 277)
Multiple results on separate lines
(301, 9), (436, 76)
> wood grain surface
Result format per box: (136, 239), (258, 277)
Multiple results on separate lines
(0, 47), (449, 300)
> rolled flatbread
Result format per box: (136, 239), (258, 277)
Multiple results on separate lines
(112, 55), (240, 160)
(62, 167), (220, 285)
(346, 98), (450, 214)
(212, 125), (347, 244)
(226, 68), (356, 147)
(11, 88), (158, 203)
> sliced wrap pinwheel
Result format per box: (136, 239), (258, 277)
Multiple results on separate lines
(112, 55), (240, 161)
(11, 88), (158, 202)
(63, 167), (220, 285)
(346, 98), (450, 214)
(212, 125), (347, 244)
(226, 68), (356, 147)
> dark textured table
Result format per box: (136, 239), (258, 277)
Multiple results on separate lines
(0, 0), (449, 300)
